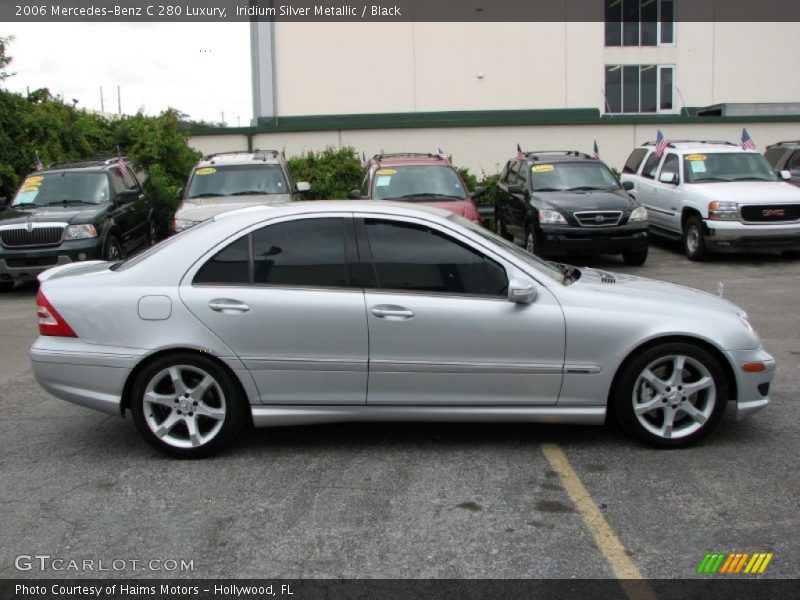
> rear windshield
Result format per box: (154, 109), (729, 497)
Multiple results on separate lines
(683, 152), (778, 183)
(12, 172), (110, 206)
(185, 164), (289, 201)
(530, 162), (621, 192)
(372, 165), (467, 201)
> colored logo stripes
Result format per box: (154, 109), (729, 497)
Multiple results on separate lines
(697, 552), (773, 574)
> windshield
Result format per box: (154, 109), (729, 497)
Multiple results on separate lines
(683, 152), (778, 183)
(373, 165), (468, 201)
(185, 164), (289, 201)
(531, 163), (621, 192)
(449, 214), (567, 284)
(11, 172), (110, 207)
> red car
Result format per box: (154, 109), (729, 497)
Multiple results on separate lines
(350, 153), (483, 222)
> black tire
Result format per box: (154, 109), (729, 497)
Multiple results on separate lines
(130, 353), (246, 458)
(622, 247), (648, 266)
(782, 250), (800, 259)
(613, 342), (728, 448)
(0, 281), (14, 293)
(103, 235), (124, 262)
(147, 219), (158, 247)
(494, 210), (512, 241)
(525, 223), (544, 257)
(683, 215), (709, 261)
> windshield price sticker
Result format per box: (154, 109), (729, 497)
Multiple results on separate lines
(686, 154), (707, 161)
(689, 161), (707, 173)
(532, 164), (555, 173)
(195, 167), (216, 175)
(375, 175), (392, 187)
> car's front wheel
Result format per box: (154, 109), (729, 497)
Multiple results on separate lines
(525, 224), (543, 257)
(622, 247), (648, 266)
(131, 353), (246, 458)
(103, 235), (124, 262)
(614, 342), (728, 448)
(495, 211), (512, 241)
(0, 281), (14, 293)
(683, 215), (709, 261)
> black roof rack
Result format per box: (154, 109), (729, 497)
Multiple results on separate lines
(524, 150), (593, 160)
(203, 150), (280, 162)
(372, 152), (444, 161)
(47, 157), (131, 170)
(642, 140), (737, 148)
(769, 140), (800, 147)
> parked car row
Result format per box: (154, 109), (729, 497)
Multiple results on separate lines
(3, 138), (799, 292)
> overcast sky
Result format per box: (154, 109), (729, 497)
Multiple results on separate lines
(2, 23), (253, 125)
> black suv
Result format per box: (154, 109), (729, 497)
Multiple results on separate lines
(495, 150), (650, 265)
(764, 140), (800, 187)
(0, 157), (153, 291)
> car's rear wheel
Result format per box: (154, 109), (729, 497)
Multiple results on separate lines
(103, 235), (124, 262)
(131, 353), (246, 458)
(683, 215), (709, 261)
(622, 247), (648, 266)
(614, 342), (728, 448)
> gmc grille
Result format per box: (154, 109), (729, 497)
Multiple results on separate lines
(0, 226), (65, 248)
(573, 211), (623, 227)
(740, 204), (800, 222)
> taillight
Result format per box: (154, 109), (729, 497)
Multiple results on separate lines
(36, 290), (77, 337)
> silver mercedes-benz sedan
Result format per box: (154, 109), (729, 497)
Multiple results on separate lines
(30, 202), (775, 458)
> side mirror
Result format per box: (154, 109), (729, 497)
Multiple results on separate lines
(472, 186), (486, 198)
(508, 184), (526, 195)
(779, 170), (791, 180)
(117, 189), (139, 204)
(176, 187), (184, 200)
(296, 181), (311, 193)
(622, 181), (634, 191)
(349, 189), (362, 200)
(659, 172), (677, 184)
(508, 277), (537, 304)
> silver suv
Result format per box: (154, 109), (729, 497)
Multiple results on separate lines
(621, 141), (800, 260)
(172, 150), (310, 232)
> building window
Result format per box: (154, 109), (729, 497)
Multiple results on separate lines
(605, 0), (675, 46)
(604, 65), (674, 114)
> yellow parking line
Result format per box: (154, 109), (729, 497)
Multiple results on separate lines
(541, 443), (656, 600)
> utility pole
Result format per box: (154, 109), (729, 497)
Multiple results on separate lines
(117, 85), (121, 116)
(100, 86), (105, 112)
(220, 111), (225, 126)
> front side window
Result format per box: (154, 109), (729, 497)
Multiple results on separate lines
(660, 154), (680, 181)
(605, 64), (674, 114)
(12, 172), (111, 206)
(787, 151), (800, 172)
(763, 148), (786, 168)
(371, 165), (467, 201)
(641, 152), (662, 179)
(605, 0), (675, 47)
(185, 164), (289, 201)
(194, 218), (353, 288)
(683, 153), (779, 183)
(364, 219), (508, 297)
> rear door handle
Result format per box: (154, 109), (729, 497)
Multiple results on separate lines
(371, 305), (414, 320)
(209, 299), (250, 313)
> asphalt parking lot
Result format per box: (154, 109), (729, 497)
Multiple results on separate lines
(0, 238), (797, 581)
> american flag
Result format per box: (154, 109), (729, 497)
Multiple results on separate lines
(654, 129), (668, 157)
(516, 143), (525, 160)
(593, 140), (599, 159)
(360, 151), (367, 169)
(740, 128), (757, 150)
(437, 147), (447, 159)
(116, 147), (128, 176)
(34, 150), (43, 172)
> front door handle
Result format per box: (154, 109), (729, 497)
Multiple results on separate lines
(371, 305), (414, 320)
(209, 299), (250, 313)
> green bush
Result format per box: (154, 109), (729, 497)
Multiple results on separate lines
(286, 146), (362, 199)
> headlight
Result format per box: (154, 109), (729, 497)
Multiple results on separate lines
(63, 224), (98, 240)
(709, 201), (739, 221)
(172, 218), (200, 232)
(629, 206), (648, 222)
(739, 314), (761, 345)
(538, 209), (567, 224)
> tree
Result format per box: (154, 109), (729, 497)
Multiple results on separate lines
(0, 35), (14, 83)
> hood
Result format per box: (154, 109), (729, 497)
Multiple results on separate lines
(574, 267), (743, 316)
(175, 194), (292, 222)
(687, 181), (800, 203)
(0, 204), (106, 225)
(535, 190), (636, 213)
(416, 199), (480, 221)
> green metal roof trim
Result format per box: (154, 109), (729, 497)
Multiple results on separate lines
(187, 108), (800, 136)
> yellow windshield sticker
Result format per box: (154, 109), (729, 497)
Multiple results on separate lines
(376, 168), (397, 175)
(19, 186), (40, 194)
(195, 167), (216, 175)
(532, 164), (554, 173)
(24, 176), (44, 185)
(685, 154), (707, 161)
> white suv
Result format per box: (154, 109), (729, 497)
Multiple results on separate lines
(621, 141), (800, 260)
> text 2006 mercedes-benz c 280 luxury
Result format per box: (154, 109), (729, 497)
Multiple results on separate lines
(29, 202), (775, 457)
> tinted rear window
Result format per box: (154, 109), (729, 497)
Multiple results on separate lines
(623, 148), (648, 174)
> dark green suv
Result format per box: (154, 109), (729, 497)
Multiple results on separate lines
(0, 157), (153, 291)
